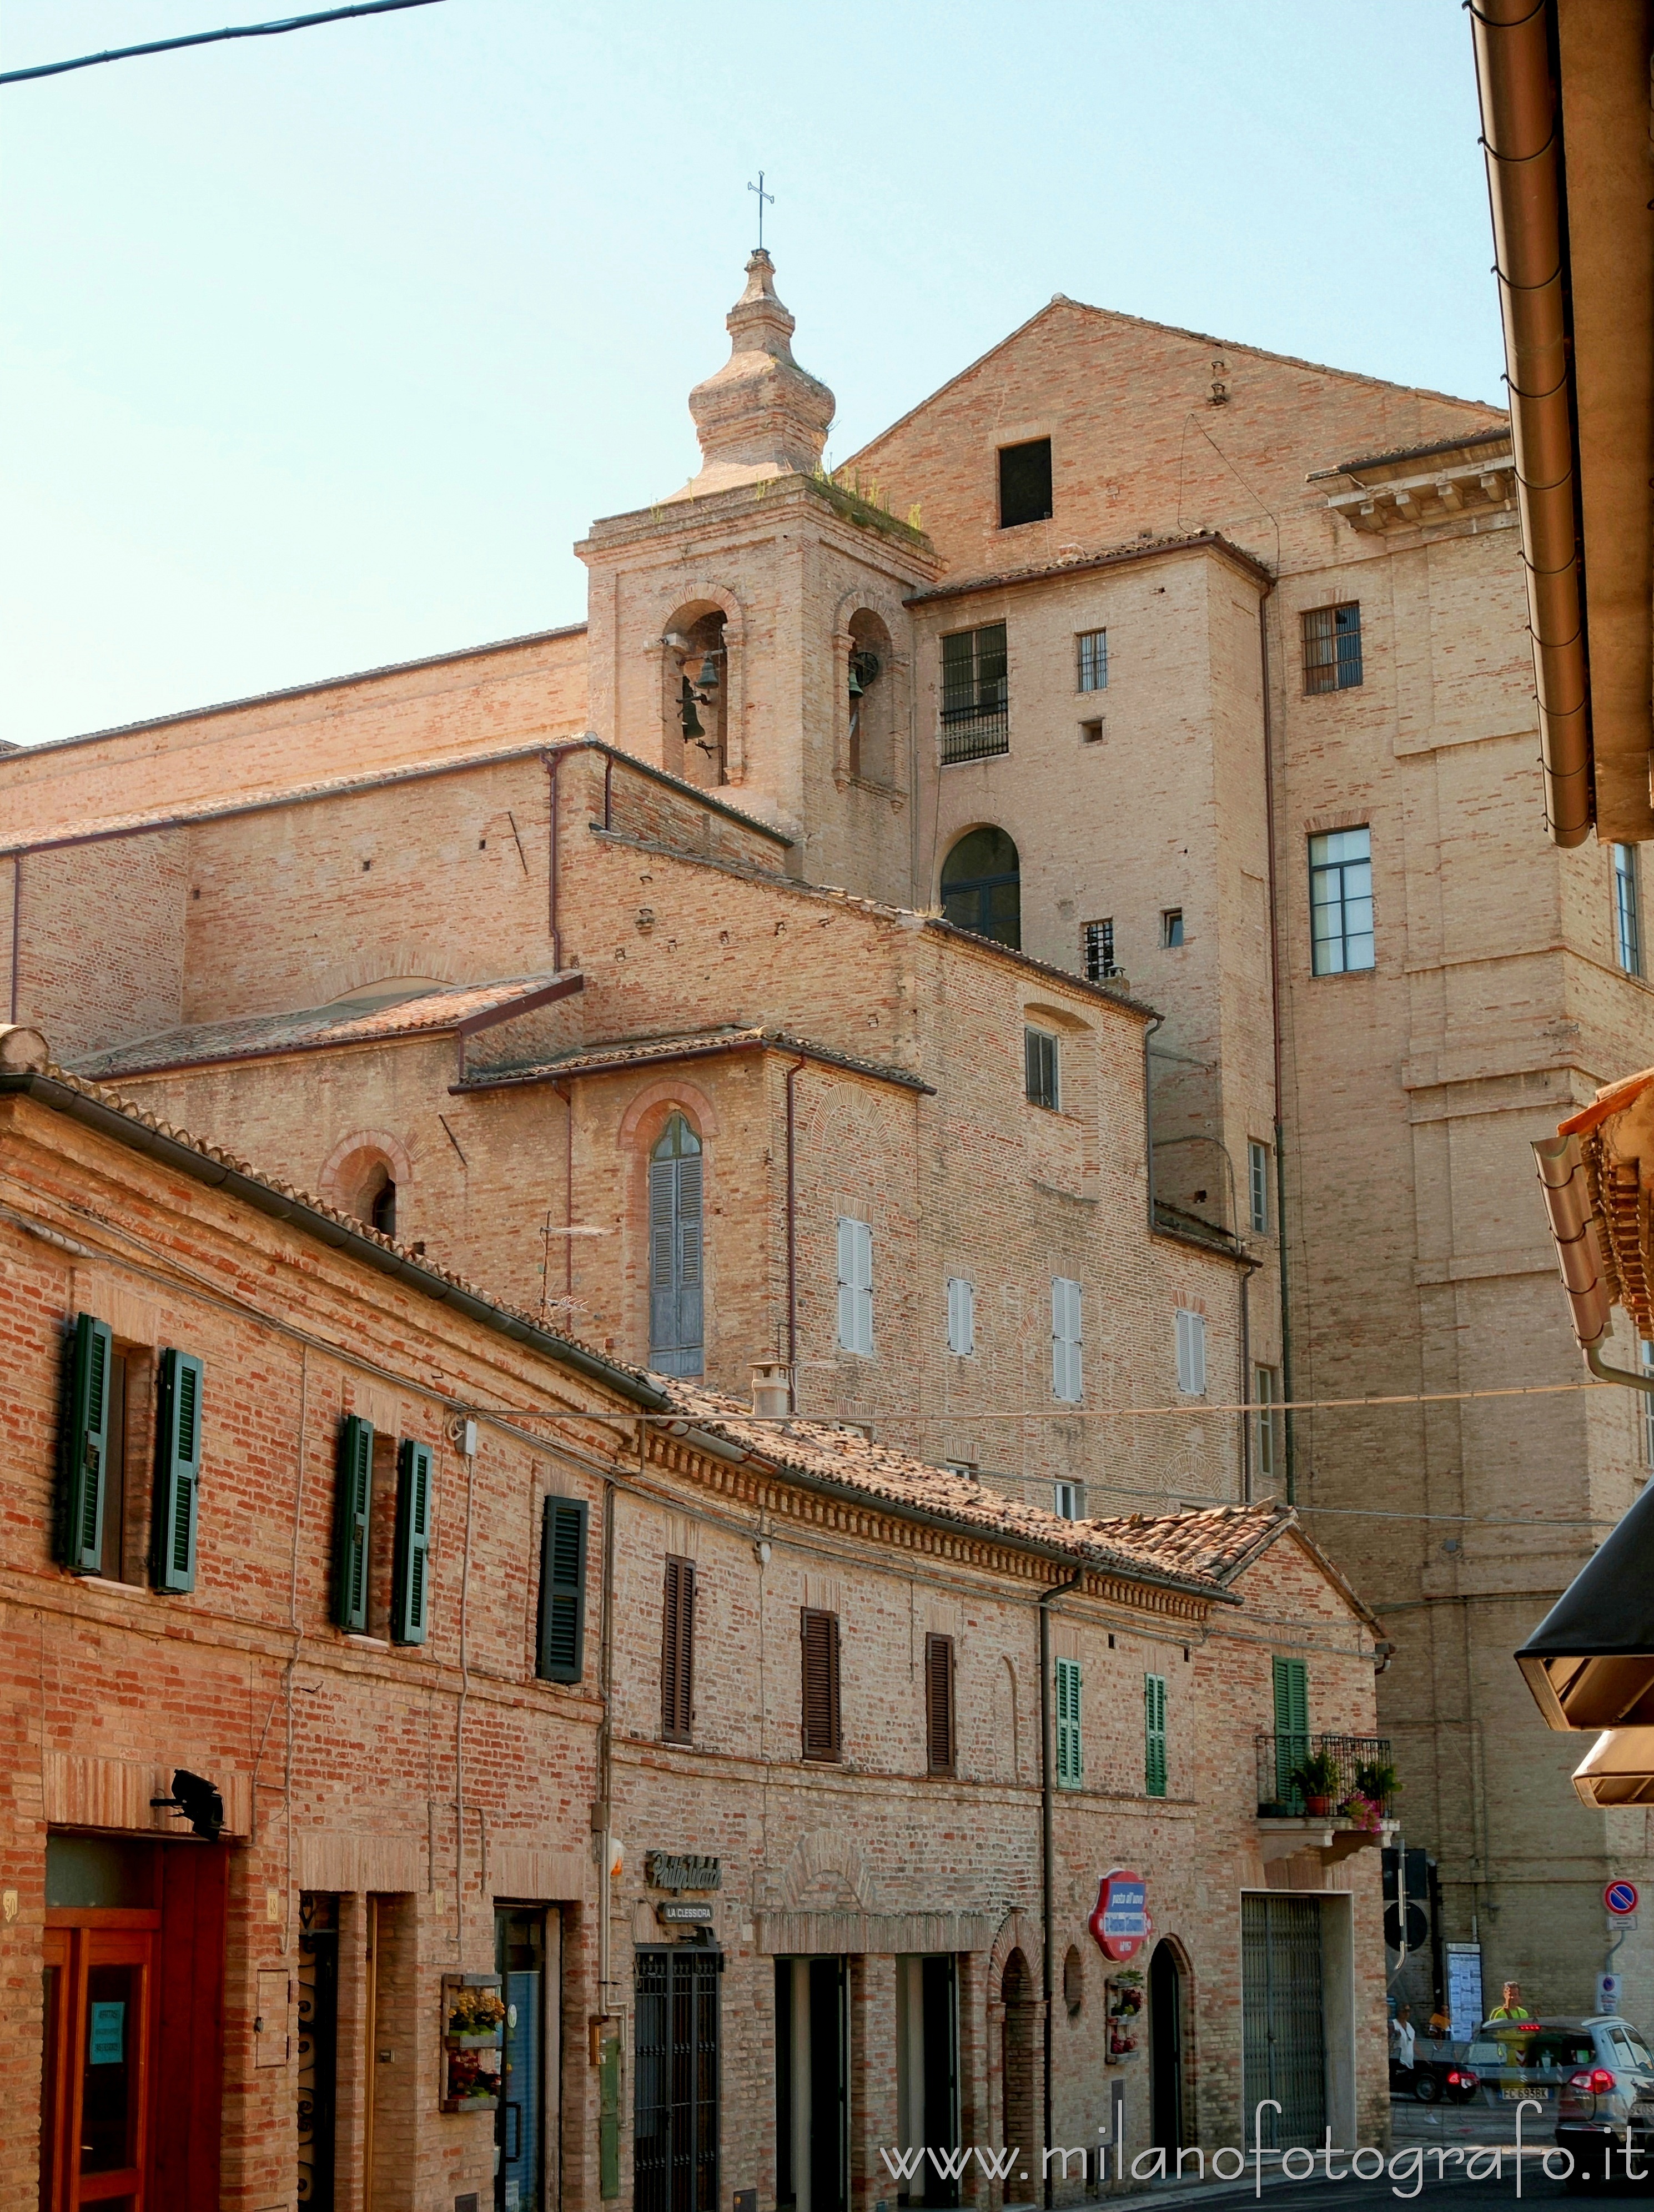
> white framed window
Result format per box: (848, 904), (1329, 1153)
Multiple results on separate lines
(1054, 1481), (1080, 1520)
(1616, 845), (1643, 978)
(946, 1276), (976, 1356)
(1310, 827), (1374, 974)
(1077, 629), (1108, 692)
(1175, 1308), (1207, 1396)
(1248, 1140), (1270, 1235)
(1254, 1364), (1278, 1481)
(1052, 1278), (1083, 1402)
(836, 1216), (873, 1356)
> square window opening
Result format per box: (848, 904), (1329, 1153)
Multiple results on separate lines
(998, 438), (1053, 529)
(1079, 718), (1104, 744)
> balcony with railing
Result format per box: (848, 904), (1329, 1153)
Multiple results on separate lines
(939, 701), (1009, 765)
(939, 622), (1009, 764)
(1254, 1732), (1397, 1864)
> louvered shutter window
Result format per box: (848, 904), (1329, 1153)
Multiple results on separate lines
(1144, 1672), (1168, 1798)
(150, 1348), (203, 1593)
(661, 1554), (696, 1742)
(61, 1313), (113, 1574)
(1271, 1655), (1309, 1803)
(333, 1416), (375, 1631)
(648, 1115), (705, 1376)
(801, 1608), (841, 1761)
(926, 1633), (955, 1774)
(1175, 1309), (1207, 1395)
(946, 1276), (974, 1356)
(537, 1495), (589, 1683)
(837, 1218), (874, 1356)
(1054, 1656), (1083, 1788)
(1052, 1278), (1083, 1402)
(391, 1439), (433, 1645)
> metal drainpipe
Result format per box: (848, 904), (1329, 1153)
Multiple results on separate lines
(9, 853), (20, 1025)
(785, 1057), (806, 1405)
(1257, 590), (1296, 1506)
(552, 1081), (574, 1306)
(1039, 1564), (1085, 2206)
(1143, 1014), (1165, 1235)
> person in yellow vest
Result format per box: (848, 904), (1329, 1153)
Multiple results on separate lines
(1488, 1981), (1535, 2093)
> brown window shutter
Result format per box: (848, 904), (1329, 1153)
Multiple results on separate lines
(801, 1608), (841, 1762)
(926, 1633), (955, 1774)
(661, 1555), (695, 1742)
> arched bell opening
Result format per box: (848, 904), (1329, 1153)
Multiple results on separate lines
(661, 603), (730, 788)
(847, 609), (895, 786)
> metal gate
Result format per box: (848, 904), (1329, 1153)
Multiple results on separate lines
(635, 1947), (720, 2212)
(1241, 1896), (1326, 2148)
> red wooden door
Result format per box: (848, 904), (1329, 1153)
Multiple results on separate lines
(40, 1918), (158, 2212)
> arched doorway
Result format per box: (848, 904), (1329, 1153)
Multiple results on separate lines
(1149, 1940), (1185, 2151)
(941, 828), (1020, 949)
(999, 1948), (1036, 2180)
(648, 1113), (704, 1376)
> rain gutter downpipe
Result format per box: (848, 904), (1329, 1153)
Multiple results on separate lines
(1257, 586), (1296, 1504)
(1040, 1564), (1085, 2208)
(1470, 0), (1592, 844)
(1143, 1014), (1165, 1235)
(785, 1056), (806, 1404)
(1532, 1131), (1654, 1392)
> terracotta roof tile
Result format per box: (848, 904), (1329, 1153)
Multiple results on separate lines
(454, 1024), (934, 1095)
(68, 973), (575, 1080)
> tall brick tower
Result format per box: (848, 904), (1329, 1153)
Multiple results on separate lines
(576, 253), (943, 901)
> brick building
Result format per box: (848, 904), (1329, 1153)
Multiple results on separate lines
(0, 1031), (1387, 2212)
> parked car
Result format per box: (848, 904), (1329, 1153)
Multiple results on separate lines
(1391, 2034), (1479, 2104)
(1465, 2016), (1654, 2188)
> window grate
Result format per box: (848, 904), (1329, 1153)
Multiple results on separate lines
(1309, 828), (1374, 974)
(1083, 918), (1119, 981)
(1303, 602), (1363, 693)
(940, 624), (1009, 762)
(1077, 629), (1108, 692)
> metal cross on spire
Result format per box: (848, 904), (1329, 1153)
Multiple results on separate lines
(747, 171), (774, 251)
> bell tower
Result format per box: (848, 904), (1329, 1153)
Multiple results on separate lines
(577, 252), (943, 904)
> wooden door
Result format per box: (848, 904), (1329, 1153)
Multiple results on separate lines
(40, 1921), (157, 2211)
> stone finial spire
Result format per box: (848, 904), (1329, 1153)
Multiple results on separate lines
(666, 252), (836, 502)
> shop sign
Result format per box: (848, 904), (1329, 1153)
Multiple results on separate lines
(646, 1853), (721, 1892)
(1088, 1869), (1150, 1962)
(657, 1902), (715, 1925)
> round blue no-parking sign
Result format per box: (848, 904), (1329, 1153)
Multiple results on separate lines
(1606, 1881), (1640, 1916)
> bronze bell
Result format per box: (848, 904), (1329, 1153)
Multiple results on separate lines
(697, 651), (720, 692)
(681, 678), (705, 741)
(847, 663), (864, 700)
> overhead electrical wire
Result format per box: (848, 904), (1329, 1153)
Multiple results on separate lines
(0, 0), (446, 87)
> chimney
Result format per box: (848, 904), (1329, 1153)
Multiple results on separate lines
(750, 1362), (793, 1419)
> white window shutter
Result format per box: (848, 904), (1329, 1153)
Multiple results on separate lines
(837, 1218), (873, 1355)
(1190, 1311), (1206, 1394)
(1052, 1277), (1083, 1402)
(947, 1276), (974, 1356)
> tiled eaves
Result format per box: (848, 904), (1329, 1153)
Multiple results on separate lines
(67, 974), (584, 1084)
(1314, 424), (1512, 482)
(903, 530), (1273, 607)
(452, 1025), (935, 1098)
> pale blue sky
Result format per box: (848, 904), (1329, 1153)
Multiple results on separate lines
(2, 1), (1501, 747)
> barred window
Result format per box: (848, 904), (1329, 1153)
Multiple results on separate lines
(1303, 602), (1363, 693)
(1083, 918), (1119, 981)
(1077, 630), (1108, 692)
(939, 624), (1009, 763)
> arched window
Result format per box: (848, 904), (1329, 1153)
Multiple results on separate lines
(361, 1161), (397, 1238)
(648, 1114), (704, 1376)
(941, 827), (1020, 949)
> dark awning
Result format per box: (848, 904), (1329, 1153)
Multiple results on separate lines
(1517, 1482), (1654, 1729)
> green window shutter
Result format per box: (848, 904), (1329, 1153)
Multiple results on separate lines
(1272, 1654), (1309, 1802)
(150, 1348), (203, 1593)
(1145, 1672), (1168, 1798)
(1055, 1656), (1082, 1788)
(391, 1439), (433, 1645)
(333, 1416), (375, 1632)
(537, 1495), (589, 1683)
(61, 1314), (113, 1573)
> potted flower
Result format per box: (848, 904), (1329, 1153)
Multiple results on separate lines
(1291, 1747), (1341, 1816)
(1352, 1758), (1399, 1809)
